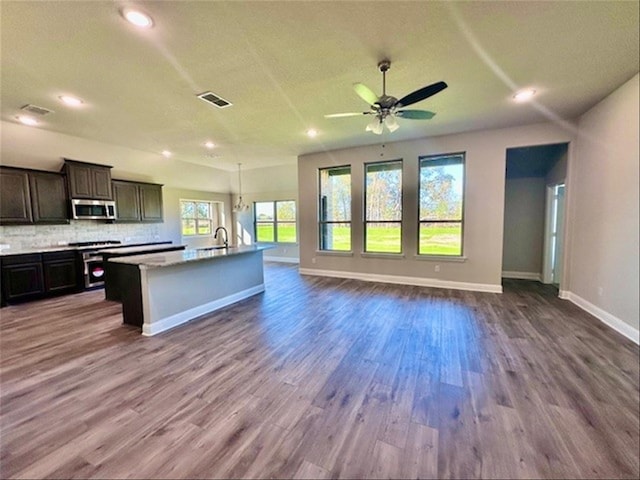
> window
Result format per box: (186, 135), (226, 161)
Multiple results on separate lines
(254, 200), (297, 243)
(365, 160), (403, 253)
(319, 166), (351, 251)
(180, 200), (216, 236)
(418, 153), (465, 256)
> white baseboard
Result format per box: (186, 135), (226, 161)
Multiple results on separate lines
(298, 267), (502, 294)
(264, 256), (299, 264)
(142, 284), (265, 336)
(502, 271), (542, 281)
(561, 291), (639, 345)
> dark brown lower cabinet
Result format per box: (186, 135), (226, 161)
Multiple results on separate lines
(1, 251), (80, 306)
(43, 252), (80, 293)
(1, 254), (44, 304)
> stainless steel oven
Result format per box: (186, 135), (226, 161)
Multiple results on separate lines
(83, 252), (106, 288)
(68, 241), (121, 289)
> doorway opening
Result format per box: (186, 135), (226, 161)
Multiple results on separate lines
(502, 143), (569, 290)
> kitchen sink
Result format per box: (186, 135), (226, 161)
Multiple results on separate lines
(197, 245), (231, 251)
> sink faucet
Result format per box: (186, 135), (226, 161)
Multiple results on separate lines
(214, 226), (229, 248)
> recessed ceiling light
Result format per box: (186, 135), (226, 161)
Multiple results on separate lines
(121, 8), (154, 28)
(513, 89), (536, 102)
(161, 150), (172, 157)
(306, 128), (318, 138)
(59, 95), (84, 107)
(16, 115), (39, 126)
(205, 141), (215, 149)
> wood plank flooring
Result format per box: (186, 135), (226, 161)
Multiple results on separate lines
(1, 263), (638, 479)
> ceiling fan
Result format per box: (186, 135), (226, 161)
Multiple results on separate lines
(325, 60), (447, 134)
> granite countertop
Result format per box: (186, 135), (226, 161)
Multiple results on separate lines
(0, 241), (174, 257)
(0, 245), (78, 256)
(100, 244), (186, 255)
(108, 245), (271, 268)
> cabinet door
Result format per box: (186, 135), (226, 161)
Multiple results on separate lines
(139, 184), (163, 222)
(0, 169), (32, 224)
(91, 168), (113, 200)
(43, 258), (79, 293)
(113, 181), (141, 222)
(2, 262), (45, 302)
(67, 164), (93, 198)
(29, 171), (69, 224)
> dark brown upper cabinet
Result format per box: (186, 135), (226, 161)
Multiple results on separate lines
(139, 183), (163, 222)
(63, 159), (113, 200)
(1, 167), (70, 225)
(113, 180), (163, 223)
(0, 168), (32, 224)
(113, 180), (141, 222)
(29, 171), (69, 224)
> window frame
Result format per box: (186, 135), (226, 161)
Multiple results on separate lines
(179, 199), (217, 237)
(318, 165), (352, 252)
(417, 152), (466, 257)
(253, 200), (298, 244)
(363, 158), (403, 254)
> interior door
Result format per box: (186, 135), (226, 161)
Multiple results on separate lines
(552, 185), (566, 285)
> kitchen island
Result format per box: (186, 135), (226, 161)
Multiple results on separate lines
(108, 245), (269, 336)
(101, 243), (186, 301)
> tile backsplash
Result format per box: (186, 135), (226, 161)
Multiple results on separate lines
(0, 221), (161, 251)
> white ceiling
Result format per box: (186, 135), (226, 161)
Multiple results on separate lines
(1, 1), (638, 172)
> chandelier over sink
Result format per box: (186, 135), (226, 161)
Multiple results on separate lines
(232, 163), (249, 212)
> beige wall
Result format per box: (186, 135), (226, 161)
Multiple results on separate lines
(232, 164), (300, 261)
(0, 120), (232, 192)
(502, 177), (546, 275)
(298, 122), (575, 290)
(567, 73), (639, 331)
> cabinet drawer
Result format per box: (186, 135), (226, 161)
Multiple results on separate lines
(42, 251), (77, 261)
(2, 254), (42, 266)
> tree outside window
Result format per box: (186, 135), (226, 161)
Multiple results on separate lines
(181, 200), (215, 236)
(365, 160), (403, 253)
(418, 153), (465, 256)
(319, 166), (351, 251)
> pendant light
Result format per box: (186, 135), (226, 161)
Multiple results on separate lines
(232, 163), (249, 212)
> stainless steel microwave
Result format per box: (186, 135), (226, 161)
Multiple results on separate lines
(71, 199), (117, 220)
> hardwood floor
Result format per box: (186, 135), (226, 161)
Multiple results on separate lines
(1, 263), (638, 479)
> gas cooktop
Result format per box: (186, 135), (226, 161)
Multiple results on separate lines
(68, 240), (122, 247)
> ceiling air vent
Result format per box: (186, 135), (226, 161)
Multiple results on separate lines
(197, 91), (232, 109)
(21, 104), (54, 116)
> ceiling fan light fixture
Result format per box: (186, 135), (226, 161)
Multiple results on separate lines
(384, 115), (399, 132)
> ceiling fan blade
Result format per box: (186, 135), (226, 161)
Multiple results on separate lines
(396, 110), (436, 120)
(396, 81), (448, 108)
(324, 112), (371, 118)
(353, 83), (379, 106)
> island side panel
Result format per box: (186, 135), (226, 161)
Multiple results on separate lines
(118, 263), (145, 327)
(142, 250), (265, 335)
(104, 245), (186, 302)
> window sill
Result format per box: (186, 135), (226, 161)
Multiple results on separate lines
(256, 242), (299, 246)
(413, 255), (467, 263)
(360, 252), (405, 259)
(316, 250), (354, 257)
